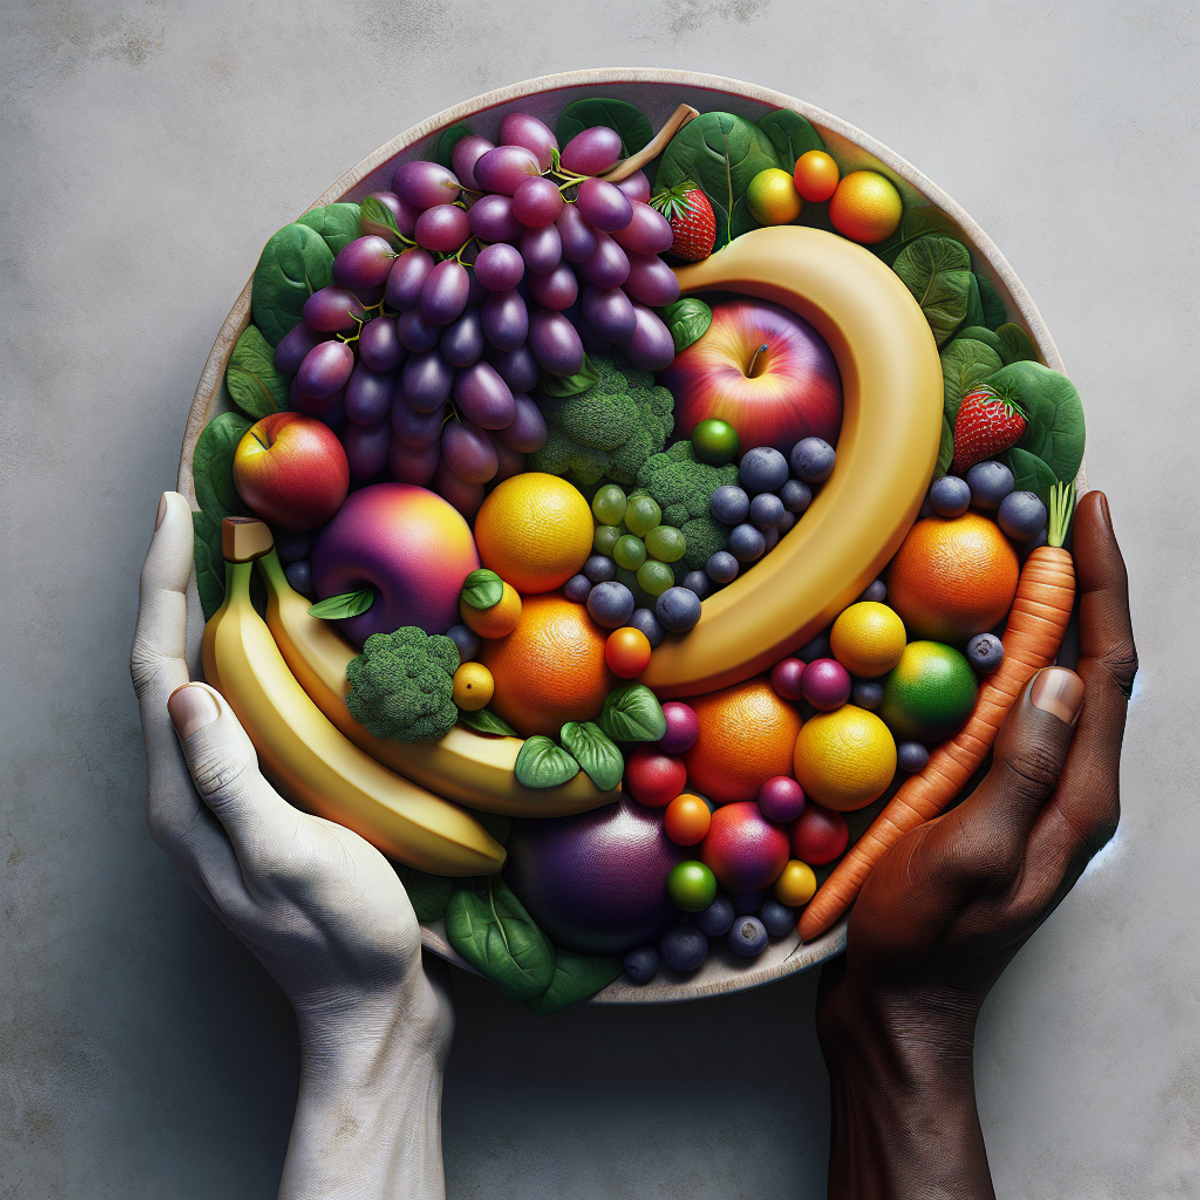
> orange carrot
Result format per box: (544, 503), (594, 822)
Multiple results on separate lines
(798, 484), (1078, 941)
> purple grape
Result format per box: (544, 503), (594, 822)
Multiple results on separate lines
(495, 393), (548, 453)
(453, 361), (516, 430)
(529, 308), (584, 376)
(474, 242), (525, 292)
(619, 304), (676, 371)
(561, 126), (622, 175)
(357, 316), (405, 373)
(344, 362), (397, 426)
(433, 457), (486, 520)
(396, 308), (441, 353)
(289, 378), (344, 416)
(579, 231), (630, 289)
(581, 284), (637, 342)
(441, 418), (499, 484)
(614, 170), (651, 204)
(497, 113), (558, 171)
(465, 258), (487, 307)
(333, 235), (396, 289)
(575, 313), (613, 355)
(623, 251), (681, 308)
(468, 193), (523, 243)
(512, 176), (565, 228)
(474, 145), (541, 196)
(418, 259), (470, 326)
(481, 289), (529, 351)
(490, 434), (526, 483)
(611, 203), (674, 255)
(296, 340), (355, 399)
(526, 263), (578, 310)
(414, 205), (471, 254)
(303, 286), (367, 333)
(385, 248), (434, 312)
(274, 322), (329, 375)
(315, 399), (346, 437)
(391, 398), (447, 451)
(353, 283), (386, 307)
(388, 438), (440, 486)
(401, 349), (455, 412)
(485, 344), (540, 393)
(391, 160), (461, 208)
(439, 308), (485, 368)
(557, 202), (599, 264)
(575, 177), (633, 232)
(360, 190), (418, 239)
(520, 224), (562, 275)
(451, 134), (495, 190)
(343, 418), (391, 483)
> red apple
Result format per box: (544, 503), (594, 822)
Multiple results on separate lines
(232, 412), (350, 530)
(660, 298), (843, 457)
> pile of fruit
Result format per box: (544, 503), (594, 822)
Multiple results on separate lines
(193, 95), (1085, 1010)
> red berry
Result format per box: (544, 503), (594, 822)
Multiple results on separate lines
(651, 181), (717, 262)
(624, 745), (687, 808)
(951, 385), (1026, 474)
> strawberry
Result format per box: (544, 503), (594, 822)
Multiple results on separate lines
(651, 180), (716, 261)
(951, 384), (1026, 474)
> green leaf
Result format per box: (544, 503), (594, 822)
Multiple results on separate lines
(657, 298), (712, 353)
(756, 110), (822, 170)
(1005, 446), (1059, 509)
(935, 415), (954, 479)
(560, 722), (624, 791)
(940, 339), (1004, 426)
(976, 274), (1007, 329)
(393, 864), (453, 922)
(963, 275), (986, 331)
(307, 589), (375, 619)
(892, 236), (974, 347)
(874, 207), (962, 267)
(953, 325), (1011, 364)
(655, 111), (782, 246)
(359, 195), (406, 248)
(470, 810), (512, 845)
(460, 568), (504, 611)
(458, 708), (519, 737)
(437, 122), (474, 170)
(538, 353), (599, 396)
(525, 949), (623, 1014)
(996, 323), (1039, 364)
(225, 324), (288, 419)
(597, 683), (667, 743)
(514, 737), (580, 789)
(445, 875), (556, 1000)
(296, 203), (363, 256)
(251, 223), (335, 347)
(984, 361), (1086, 484)
(556, 98), (653, 158)
(193, 509), (226, 620)
(193, 411), (253, 523)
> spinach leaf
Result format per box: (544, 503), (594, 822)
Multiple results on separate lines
(556, 98), (653, 158)
(193, 509), (226, 620)
(193, 411), (252, 523)
(471, 810), (512, 845)
(954, 326), (1011, 364)
(525, 949), (623, 1014)
(656, 112), (782, 246)
(996, 323), (1039, 364)
(539, 354), (599, 397)
(597, 683), (666, 743)
(296, 203), (363, 256)
(963, 275), (985, 331)
(359, 194), (407, 249)
(976, 274), (1007, 329)
(1005, 446), (1060, 508)
(985, 361), (1086, 484)
(657, 298), (712, 353)
(307, 589), (375, 620)
(437, 122), (474, 170)
(756, 110), (822, 170)
(940, 339), (1003, 425)
(251, 223), (335, 347)
(892, 236), (974, 347)
(394, 864), (453, 922)
(560, 722), (624, 791)
(514, 737), (580, 789)
(460, 568), (504, 611)
(875, 207), (962, 267)
(935, 415), (954, 479)
(445, 876), (555, 1000)
(225, 324), (287, 420)
(458, 708), (519, 737)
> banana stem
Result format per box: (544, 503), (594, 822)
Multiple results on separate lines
(601, 103), (698, 183)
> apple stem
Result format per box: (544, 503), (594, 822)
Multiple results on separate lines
(747, 342), (769, 378)
(252, 431), (269, 451)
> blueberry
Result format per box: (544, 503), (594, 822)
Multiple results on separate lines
(728, 915), (769, 958)
(445, 623), (480, 663)
(693, 895), (735, 938)
(852, 680), (884, 710)
(780, 479), (812, 514)
(918, 496), (935, 519)
(706, 550), (739, 584)
(584, 554), (617, 583)
(728, 523), (766, 563)
(274, 528), (315, 564)
(656, 586), (702, 633)
(623, 945), (660, 984)
(563, 573), (592, 603)
(778, 510), (796, 535)
(966, 632), (1005, 673)
(930, 474), (971, 518)
(997, 490), (1048, 541)
(789, 437), (836, 483)
(660, 923), (709, 972)
(859, 579), (887, 603)
(732, 890), (764, 914)
(798, 630), (831, 663)
(762, 526), (780, 554)
(739, 446), (790, 495)
(1018, 526), (1049, 562)
(682, 570), (711, 598)
(285, 559), (314, 596)
(897, 741), (930, 773)
(967, 460), (1015, 510)
(758, 899), (795, 939)
(587, 580), (635, 629)
(750, 492), (785, 529)
(710, 484), (751, 526)
(629, 606), (665, 648)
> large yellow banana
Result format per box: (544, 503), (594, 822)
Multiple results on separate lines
(255, 548), (619, 818)
(642, 226), (944, 698)
(201, 524), (505, 876)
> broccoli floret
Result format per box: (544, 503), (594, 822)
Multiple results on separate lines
(345, 627), (460, 743)
(529, 353), (674, 489)
(631, 441), (740, 572)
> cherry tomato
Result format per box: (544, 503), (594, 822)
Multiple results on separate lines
(774, 859), (818, 907)
(664, 793), (712, 845)
(624, 745), (687, 807)
(793, 150), (840, 203)
(605, 626), (652, 678)
(789, 802), (849, 865)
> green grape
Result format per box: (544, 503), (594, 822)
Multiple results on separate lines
(625, 496), (662, 537)
(614, 534), (647, 571)
(637, 560), (675, 596)
(594, 525), (622, 555)
(615, 566), (653, 610)
(644, 524), (686, 564)
(592, 483), (627, 526)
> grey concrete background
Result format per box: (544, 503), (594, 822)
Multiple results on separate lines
(2, 1), (1196, 1196)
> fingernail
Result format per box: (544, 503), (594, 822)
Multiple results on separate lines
(156, 493), (168, 530)
(1031, 667), (1084, 724)
(168, 685), (220, 739)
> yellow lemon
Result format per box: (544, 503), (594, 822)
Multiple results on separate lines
(452, 662), (495, 711)
(746, 168), (803, 226)
(830, 601), (907, 678)
(775, 860), (817, 907)
(793, 706), (896, 811)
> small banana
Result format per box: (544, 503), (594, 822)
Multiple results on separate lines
(201, 519), (505, 876)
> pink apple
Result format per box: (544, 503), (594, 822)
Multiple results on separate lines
(660, 298), (843, 456)
(232, 411), (350, 530)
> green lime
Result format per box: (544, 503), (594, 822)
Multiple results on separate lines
(614, 534), (647, 571)
(625, 495), (662, 537)
(637, 559), (675, 596)
(592, 483), (627, 526)
(691, 418), (740, 465)
(667, 861), (717, 912)
(645, 524), (686, 563)
(593, 525), (621, 555)
(880, 641), (978, 742)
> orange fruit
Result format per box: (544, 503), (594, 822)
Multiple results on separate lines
(828, 170), (903, 244)
(887, 514), (1019, 644)
(460, 580), (522, 639)
(682, 678), (803, 804)
(793, 706), (896, 811)
(793, 150), (839, 202)
(473, 473), (593, 594)
(476, 595), (615, 737)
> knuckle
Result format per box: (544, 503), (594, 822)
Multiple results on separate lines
(1000, 739), (1065, 798)
(188, 748), (254, 807)
(1099, 642), (1139, 699)
(129, 644), (166, 697)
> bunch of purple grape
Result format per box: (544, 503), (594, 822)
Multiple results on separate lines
(272, 111), (682, 518)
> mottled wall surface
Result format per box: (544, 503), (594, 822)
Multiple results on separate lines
(1, 1), (1196, 1196)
